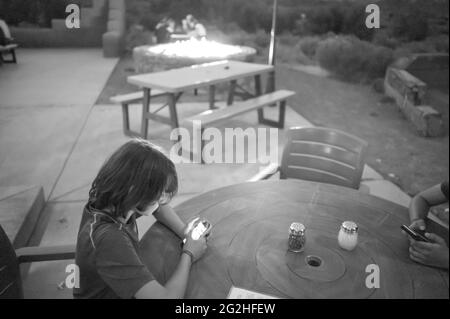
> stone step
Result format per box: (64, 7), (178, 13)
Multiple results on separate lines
(0, 185), (46, 248)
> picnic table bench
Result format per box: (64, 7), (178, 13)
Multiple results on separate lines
(0, 43), (18, 65)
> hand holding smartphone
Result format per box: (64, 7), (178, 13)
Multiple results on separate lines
(183, 219), (212, 244)
(401, 224), (430, 242)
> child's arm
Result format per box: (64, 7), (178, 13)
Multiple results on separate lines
(135, 253), (192, 299)
(409, 183), (448, 230)
(153, 204), (187, 238)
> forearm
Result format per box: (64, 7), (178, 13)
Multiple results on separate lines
(409, 184), (448, 223)
(135, 253), (192, 299)
(409, 195), (430, 222)
(154, 205), (186, 238)
(164, 253), (192, 298)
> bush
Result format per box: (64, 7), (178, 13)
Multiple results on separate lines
(340, 4), (374, 41)
(372, 30), (401, 49)
(305, 2), (374, 41)
(391, 9), (429, 42)
(124, 24), (154, 52)
(298, 35), (323, 59)
(372, 78), (385, 93)
(254, 29), (270, 49)
(306, 5), (343, 35)
(278, 32), (300, 46)
(316, 35), (394, 82)
(274, 42), (313, 65)
(0, 0), (74, 27)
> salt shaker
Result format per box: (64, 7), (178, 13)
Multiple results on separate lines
(288, 222), (306, 252)
(338, 221), (358, 251)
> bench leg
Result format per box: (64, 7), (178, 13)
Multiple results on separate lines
(209, 85), (216, 110)
(121, 103), (130, 134)
(255, 75), (265, 123)
(167, 93), (179, 130)
(200, 127), (205, 164)
(121, 103), (142, 137)
(227, 80), (237, 106)
(278, 100), (286, 129)
(257, 100), (286, 129)
(1, 49), (17, 63)
(140, 88), (151, 139)
(11, 49), (17, 63)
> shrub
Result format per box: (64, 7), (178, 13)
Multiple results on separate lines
(298, 35), (323, 59)
(124, 24), (154, 52)
(0, 0), (73, 27)
(278, 32), (300, 46)
(340, 4), (374, 41)
(316, 35), (394, 82)
(305, 2), (374, 41)
(372, 78), (385, 93)
(306, 5), (343, 35)
(372, 30), (401, 49)
(391, 9), (429, 41)
(275, 42), (312, 65)
(253, 29), (270, 49)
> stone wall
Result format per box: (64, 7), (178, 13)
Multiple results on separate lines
(385, 67), (444, 137)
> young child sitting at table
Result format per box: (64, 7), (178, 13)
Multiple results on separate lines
(407, 181), (449, 269)
(74, 139), (207, 298)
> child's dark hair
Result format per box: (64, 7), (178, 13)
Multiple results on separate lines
(88, 139), (178, 217)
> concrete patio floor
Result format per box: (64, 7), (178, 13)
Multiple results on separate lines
(0, 48), (418, 298)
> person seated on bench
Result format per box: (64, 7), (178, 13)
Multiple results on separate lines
(182, 14), (206, 40)
(155, 17), (176, 44)
(74, 139), (208, 298)
(407, 181), (449, 269)
(0, 19), (14, 45)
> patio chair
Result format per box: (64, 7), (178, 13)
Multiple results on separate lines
(0, 19), (18, 64)
(0, 224), (75, 299)
(250, 127), (368, 190)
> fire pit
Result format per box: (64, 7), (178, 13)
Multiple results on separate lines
(133, 38), (257, 73)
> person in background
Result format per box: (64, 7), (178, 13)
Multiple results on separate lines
(191, 17), (207, 39)
(182, 14), (195, 34)
(407, 181), (449, 269)
(182, 14), (206, 39)
(74, 139), (208, 298)
(155, 17), (175, 44)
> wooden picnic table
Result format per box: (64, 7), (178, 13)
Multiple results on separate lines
(127, 60), (274, 137)
(139, 180), (449, 299)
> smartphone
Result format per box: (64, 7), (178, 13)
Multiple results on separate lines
(191, 220), (211, 240)
(401, 224), (430, 242)
(183, 220), (212, 244)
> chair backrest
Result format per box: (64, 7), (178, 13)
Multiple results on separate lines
(280, 127), (368, 189)
(0, 224), (24, 299)
(0, 19), (11, 38)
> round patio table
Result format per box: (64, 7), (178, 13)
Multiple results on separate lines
(139, 180), (449, 299)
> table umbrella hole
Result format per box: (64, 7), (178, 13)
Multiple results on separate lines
(306, 255), (322, 267)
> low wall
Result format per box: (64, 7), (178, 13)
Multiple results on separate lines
(385, 67), (444, 137)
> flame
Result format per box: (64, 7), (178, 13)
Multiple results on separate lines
(146, 38), (249, 59)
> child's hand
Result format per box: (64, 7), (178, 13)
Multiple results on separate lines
(183, 230), (207, 263)
(409, 233), (449, 269)
(409, 219), (426, 232)
(183, 217), (200, 237)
